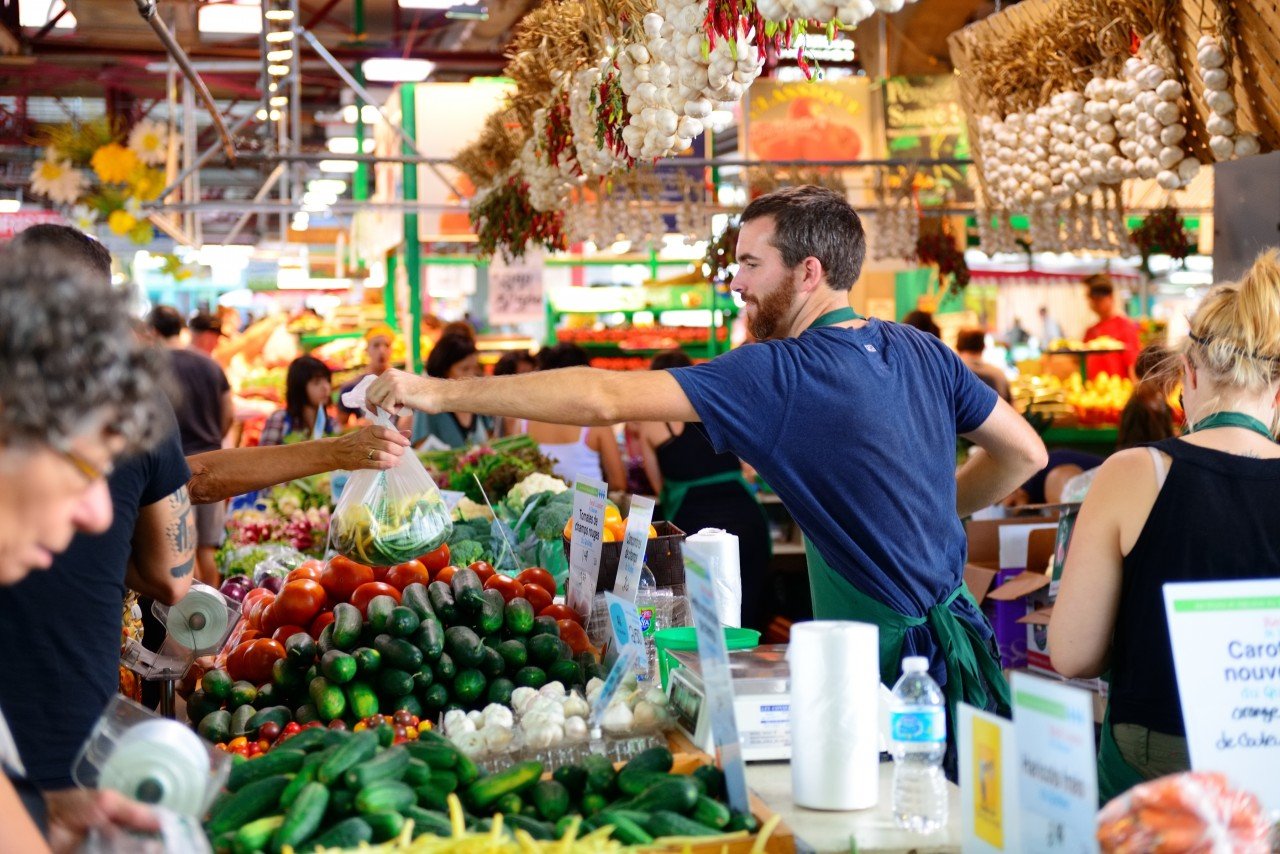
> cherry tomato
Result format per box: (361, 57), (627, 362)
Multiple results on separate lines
(309, 610), (336, 638)
(516, 568), (557, 598)
(274, 580), (328, 628)
(328, 719), (348, 731)
(258, 721), (282, 742)
(282, 722), (302, 736)
(483, 573), (525, 603)
(234, 638), (285, 685)
(319, 556), (374, 604)
(539, 603), (584, 625)
(286, 562), (323, 584)
(384, 560), (431, 591)
(270, 625), (307, 644)
(521, 583), (553, 614)
(434, 566), (459, 586)
(468, 561), (496, 585)
(349, 582), (402, 615)
(556, 619), (593, 655)
(417, 543), (451, 575)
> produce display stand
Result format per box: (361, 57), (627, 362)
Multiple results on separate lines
(1043, 347), (1125, 384)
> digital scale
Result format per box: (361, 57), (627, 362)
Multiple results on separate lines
(665, 644), (897, 761)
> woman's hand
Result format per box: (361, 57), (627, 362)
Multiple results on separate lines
(366, 369), (436, 416)
(331, 425), (410, 471)
(45, 788), (161, 853)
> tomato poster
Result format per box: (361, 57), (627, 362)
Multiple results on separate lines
(740, 78), (873, 163)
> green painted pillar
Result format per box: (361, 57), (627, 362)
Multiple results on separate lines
(385, 251), (398, 327)
(400, 83), (422, 374)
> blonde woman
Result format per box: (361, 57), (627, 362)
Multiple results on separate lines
(1050, 250), (1280, 800)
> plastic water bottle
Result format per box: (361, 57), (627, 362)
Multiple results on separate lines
(634, 565), (659, 682)
(890, 656), (948, 834)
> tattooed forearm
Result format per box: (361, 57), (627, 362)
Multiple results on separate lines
(166, 487), (196, 578)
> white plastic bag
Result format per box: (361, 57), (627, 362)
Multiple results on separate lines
(329, 378), (452, 566)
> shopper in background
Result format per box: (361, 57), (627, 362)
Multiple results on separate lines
(1051, 250), (1280, 799)
(187, 311), (225, 357)
(503, 343), (627, 492)
(0, 241), (169, 852)
(1039, 305), (1063, 345)
(367, 186), (1046, 767)
(956, 329), (1011, 402)
(635, 349), (773, 629)
(412, 333), (493, 450)
(1002, 449), (1102, 507)
(337, 325), (396, 425)
(1117, 343), (1178, 449)
(260, 356), (338, 446)
(902, 309), (941, 338)
(149, 305), (233, 586)
(493, 349), (536, 377)
(1083, 273), (1141, 380)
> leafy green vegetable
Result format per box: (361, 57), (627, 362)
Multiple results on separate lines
(448, 539), (486, 567)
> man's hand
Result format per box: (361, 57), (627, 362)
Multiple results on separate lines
(366, 369), (436, 417)
(330, 425), (410, 471)
(45, 788), (161, 853)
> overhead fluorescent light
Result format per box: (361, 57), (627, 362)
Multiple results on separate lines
(308, 179), (347, 195)
(0, 200), (20, 213)
(264, 9), (293, 20)
(20, 0), (76, 28)
(362, 58), (435, 83)
(198, 2), (261, 34)
(445, 4), (488, 20)
(319, 159), (359, 173)
(265, 30), (294, 42)
(342, 104), (383, 124)
(266, 49), (293, 62)
(326, 137), (375, 154)
(269, 96), (288, 107)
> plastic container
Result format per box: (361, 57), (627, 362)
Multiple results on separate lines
(889, 656), (947, 834)
(654, 626), (761, 689)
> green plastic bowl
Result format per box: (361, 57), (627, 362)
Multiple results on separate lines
(654, 626), (761, 690)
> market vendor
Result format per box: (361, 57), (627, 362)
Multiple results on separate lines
(1083, 273), (1141, 380)
(366, 186), (1047, 759)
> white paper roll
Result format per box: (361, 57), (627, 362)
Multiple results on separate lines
(683, 528), (742, 627)
(788, 621), (880, 810)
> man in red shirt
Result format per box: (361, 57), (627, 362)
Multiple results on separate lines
(1083, 274), (1140, 380)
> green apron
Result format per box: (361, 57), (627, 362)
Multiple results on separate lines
(659, 470), (751, 523)
(1096, 702), (1145, 805)
(804, 539), (1011, 728)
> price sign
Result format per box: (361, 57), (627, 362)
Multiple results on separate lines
(603, 591), (646, 676)
(566, 478), (606, 621)
(487, 256), (544, 324)
(684, 547), (749, 815)
(612, 495), (654, 602)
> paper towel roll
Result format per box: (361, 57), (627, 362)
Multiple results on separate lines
(788, 621), (880, 810)
(683, 528), (742, 627)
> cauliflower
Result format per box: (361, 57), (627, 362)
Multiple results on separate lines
(506, 472), (568, 511)
(453, 496), (494, 522)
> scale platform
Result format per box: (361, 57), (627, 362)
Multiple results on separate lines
(665, 645), (792, 761)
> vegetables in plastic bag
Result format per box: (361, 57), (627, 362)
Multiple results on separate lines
(1097, 771), (1271, 853)
(330, 378), (452, 566)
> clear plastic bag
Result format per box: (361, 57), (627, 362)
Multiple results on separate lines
(1097, 771), (1273, 853)
(330, 378), (452, 567)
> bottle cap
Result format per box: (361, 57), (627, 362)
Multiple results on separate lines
(902, 656), (929, 674)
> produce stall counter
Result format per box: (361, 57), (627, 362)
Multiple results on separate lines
(746, 761), (961, 854)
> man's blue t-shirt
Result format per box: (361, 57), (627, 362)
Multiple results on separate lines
(671, 320), (998, 674)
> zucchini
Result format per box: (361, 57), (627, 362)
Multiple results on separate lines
(427, 581), (457, 624)
(305, 816), (372, 850)
(425, 769), (459, 793)
(271, 782), (329, 853)
(364, 810), (406, 842)
(453, 751), (481, 786)
(645, 810), (722, 838)
(691, 764), (725, 800)
(477, 589), (505, 635)
(404, 804), (453, 838)
(449, 568), (484, 613)
(597, 810), (654, 845)
(331, 602), (362, 650)
(344, 745), (410, 790)
(529, 779), (570, 822)
(616, 746), (674, 795)
(414, 782), (451, 812)
(726, 811), (760, 833)
(401, 583), (436, 622)
(503, 599), (535, 637)
(328, 787), (356, 820)
(413, 617), (445, 662)
(355, 780), (416, 815)
(317, 729), (378, 784)
(629, 776), (700, 814)
(206, 775), (291, 837)
(227, 748), (304, 791)
(231, 814), (284, 854)
(464, 760), (543, 810)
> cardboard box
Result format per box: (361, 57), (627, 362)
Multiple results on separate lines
(965, 516), (1058, 669)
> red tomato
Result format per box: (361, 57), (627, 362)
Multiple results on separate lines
(371, 565), (391, 583)
(556, 619), (593, 655)
(274, 580), (328, 628)
(258, 602), (285, 636)
(483, 574), (525, 603)
(417, 543), (451, 575)
(271, 625), (307, 644)
(521, 583), (553, 614)
(539, 603), (584, 625)
(468, 561), (496, 585)
(319, 556), (374, 604)
(309, 610), (335, 638)
(234, 638), (285, 685)
(243, 591), (276, 630)
(434, 566), (459, 586)
(242, 588), (275, 611)
(384, 560), (431, 591)
(516, 567), (557, 598)
(349, 582), (402, 615)
(286, 562), (323, 583)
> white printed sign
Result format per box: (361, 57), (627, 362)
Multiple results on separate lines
(1164, 579), (1280, 811)
(612, 495), (655, 602)
(487, 255), (544, 324)
(566, 478), (606, 621)
(958, 703), (1019, 853)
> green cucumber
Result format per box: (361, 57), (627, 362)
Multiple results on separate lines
(206, 774), (291, 837)
(366, 595), (399, 634)
(202, 668), (233, 701)
(272, 658), (306, 695)
(247, 705), (292, 735)
(401, 583), (436, 622)
(197, 709), (231, 744)
(279, 752), (324, 810)
(294, 703), (320, 726)
(547, 658), (582, 689)
(449, 568), (484, 613)
(328, 787), (356, 820)
(253, 683), (282, 710)
(503, 598), (535, 636)
(271, 781), (329, 853)
(513, 666), (546, 689)
(404, 741), (458, 770)
(616, 746), (674, 795)
(691, 764), (725, 800)
(387, 606), (420, 638)
(230, 680), (258, 708)
(726, 811), (760, 832)
(376, 636), (424, 672)
(496, 639), (528, 672)
(452, 669), (486, 705)
(645, 810), (722, 838)
(413, 617), (445, 662)
(412, 664), (435, 694)
(279, 726), (330, 753)
(355, 780), (416, 814)
(186, 689), (220, 725)
(433, 652), (456, 682)
(527, 634), (562, 668)
(427, 581), (457, 624)
(530, 615), (560, 638)
(478, 645), (505, 680)
(364, 809), (406, 842)
(597, 810), (654, 845)
(552, 764), (588, 798)
(404, 805), (453, 837)
(427, 769), (459, 793)
(331, 602), (362, 650)
(629, 776), (699, 814)
(229, 704), (256, 739)
(494, 792), (523, 815)
(345, 680), (380, 720)
(529, 779), (570, 822)
(503, 813), (555, 840)
(317, 729), (378, 784)
(344, 745), (410, 790)
(582, 754), (617, 796)
(377, 668), (415, 698)
(307, 676), (346, 722)
(464, 760), (543, 810)
(394, 693), (424, 718)
(320, 650), (357, 684)
(580, 792), (608, 815)
(453, 751), (481, 786)
(403, 758), (433, 787)
(691, 795), (732, 830)
(231, 814), (283, 854)
(353, 647), (382, 677)
(486, 677), (515, 707)
(477, 589), (505, 635)
(444, 626), (483, 668)
(422, 683), (450, 713)
(316, 623), (337, 655)
(305, 816), (372, 850)
(414, 782), (451, 812)
(284, 632), (317, 665)
(227, 748), (304, 791)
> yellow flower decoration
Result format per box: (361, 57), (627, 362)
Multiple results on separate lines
(127, 120), (169, 166)
(91, 143), (140, 184)
(129, 167), (166, 202)
(108, 208), (138, 236)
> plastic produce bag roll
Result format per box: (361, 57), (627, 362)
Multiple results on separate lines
(330, 377), (452, 566)
(683, 528), (742, 628)
(788, 620), (880, 810)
